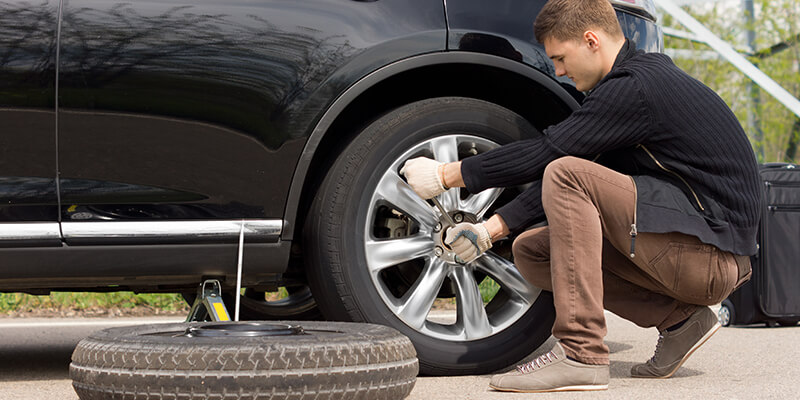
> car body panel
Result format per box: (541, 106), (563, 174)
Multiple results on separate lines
(0, 0), (60, 223)
(57, 0), (445, 223)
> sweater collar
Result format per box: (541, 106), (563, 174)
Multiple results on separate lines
(612, 38), (640, 70)
(587, 38), (640, 95)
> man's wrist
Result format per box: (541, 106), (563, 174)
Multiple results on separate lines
(438, 164), (449, 190)
(483, 214), (510, 242)
(442, 161), (465, 189)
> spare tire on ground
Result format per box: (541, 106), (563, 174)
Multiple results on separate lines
(70, 321), (418, 400)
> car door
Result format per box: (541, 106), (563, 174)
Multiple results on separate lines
(56, 0), (445, 245)
(0, 0), (61, 246)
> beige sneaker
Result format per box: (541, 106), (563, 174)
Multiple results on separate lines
(489, 342), (609, 393)
(631, 306), (720, 379)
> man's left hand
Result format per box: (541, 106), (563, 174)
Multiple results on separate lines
(445, 222), (492, 264)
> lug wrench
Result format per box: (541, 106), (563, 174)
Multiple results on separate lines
(431, 197), (456, 228)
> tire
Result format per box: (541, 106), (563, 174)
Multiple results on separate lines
(719, 300), (735, 327)
(181, 285), (322, 321)
(305, 97), (555, 376)
(777, 319), (799, 327)
(70, 321), (418, 400)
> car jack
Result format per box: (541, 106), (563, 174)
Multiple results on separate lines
(186, 279), (231, 322)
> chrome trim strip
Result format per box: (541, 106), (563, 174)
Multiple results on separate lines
(0, 223), (62, 242)
(61, 219), (283, 243)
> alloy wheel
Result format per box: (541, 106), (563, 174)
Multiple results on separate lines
(364, 134), (540, 341)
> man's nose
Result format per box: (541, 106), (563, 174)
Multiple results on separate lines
(554, 65), (566, 77)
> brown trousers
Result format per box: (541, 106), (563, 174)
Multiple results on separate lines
(513, 157), (750, 365)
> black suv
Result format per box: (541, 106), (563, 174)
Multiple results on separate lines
(1, 0), (662, 375)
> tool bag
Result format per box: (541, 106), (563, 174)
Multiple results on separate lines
(719, 163), (800, 327)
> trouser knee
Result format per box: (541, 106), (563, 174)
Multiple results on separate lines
(511, 229), (552, 290)
(541, 156), (587, 209)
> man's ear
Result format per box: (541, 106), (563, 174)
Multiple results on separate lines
(583, 30), (601, 51)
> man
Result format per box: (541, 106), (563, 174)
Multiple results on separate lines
(400, 0), (760, 393)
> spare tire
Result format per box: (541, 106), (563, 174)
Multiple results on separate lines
(70, 321), (418, 400)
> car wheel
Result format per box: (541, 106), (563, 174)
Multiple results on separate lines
(70, 321), (417, 400)
(305, 97), (555, 375)
(718, 299), (734, 327)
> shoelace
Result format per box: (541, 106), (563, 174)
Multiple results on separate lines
(650, 334), (665, 362)
(516, 351), (559, 374)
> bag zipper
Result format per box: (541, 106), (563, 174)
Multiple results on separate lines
(765, 181), (800, 188)
(767, 205), (800, 212)
(629, 176), (638, 258)
(638, 144), (705, 211)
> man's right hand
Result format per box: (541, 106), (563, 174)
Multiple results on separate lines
(399, 157), (447, 199)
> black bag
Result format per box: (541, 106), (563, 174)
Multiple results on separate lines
(718, 163), (800, 327)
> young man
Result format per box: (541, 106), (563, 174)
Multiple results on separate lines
(400, 0), (761, 393)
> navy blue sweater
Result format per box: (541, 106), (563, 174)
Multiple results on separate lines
(461, 40), (761, 255)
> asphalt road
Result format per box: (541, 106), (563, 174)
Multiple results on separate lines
(0, 309), (798, 400)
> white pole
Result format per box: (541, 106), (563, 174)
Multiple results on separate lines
(234, 220), (245, 321)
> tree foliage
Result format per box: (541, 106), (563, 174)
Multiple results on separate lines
(662, 0), (800, 163)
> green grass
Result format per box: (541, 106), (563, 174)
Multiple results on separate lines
(479, 277), (501, 304)
(0, 292), (188, 314)
(0, 280), (496, 315)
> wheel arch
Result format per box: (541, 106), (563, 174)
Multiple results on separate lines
(282, 51), (581, 241)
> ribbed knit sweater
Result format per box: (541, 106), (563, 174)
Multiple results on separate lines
(461, 40), (762, 256)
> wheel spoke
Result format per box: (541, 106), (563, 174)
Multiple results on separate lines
(430, 136), (459, 163)
(474, 252), (537, 306)
(460, 187), (504, 221)
(375, 169), (438, 228)
(396, 259), (450, 330)
(437, 188), (461, 214)
(451, 266), (492, 339)
(430, 136), (461, 210)
(365, 234), (434, 273)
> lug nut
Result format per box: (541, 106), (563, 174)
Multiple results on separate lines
(434, 246), (444, 257)
(434, 223), (442, 232)
(454, 213), (464, 223)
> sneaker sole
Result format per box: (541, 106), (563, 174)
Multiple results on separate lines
(489, 384), (608, 393)
(632, 321), (721, 379)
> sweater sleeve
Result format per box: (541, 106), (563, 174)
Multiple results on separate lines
(461, 72), (652, 231)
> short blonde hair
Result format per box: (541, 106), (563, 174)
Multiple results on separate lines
(534, 0), (624, 43)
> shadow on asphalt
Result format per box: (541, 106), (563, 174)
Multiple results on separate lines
(0, 343), (73, 381)
(610, 361), (703, 379)
(607, 340), (634, 354)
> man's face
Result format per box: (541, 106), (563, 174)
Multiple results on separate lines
(544, 35), (606, 92)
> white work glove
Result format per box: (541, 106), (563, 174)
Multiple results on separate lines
(399, 157), (447, 200)
(445, 222), (492, 264)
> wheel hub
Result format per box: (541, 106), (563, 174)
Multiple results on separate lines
(431, 211), (478, 264)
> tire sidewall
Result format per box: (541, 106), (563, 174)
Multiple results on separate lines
(310, 97), (555, 374)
